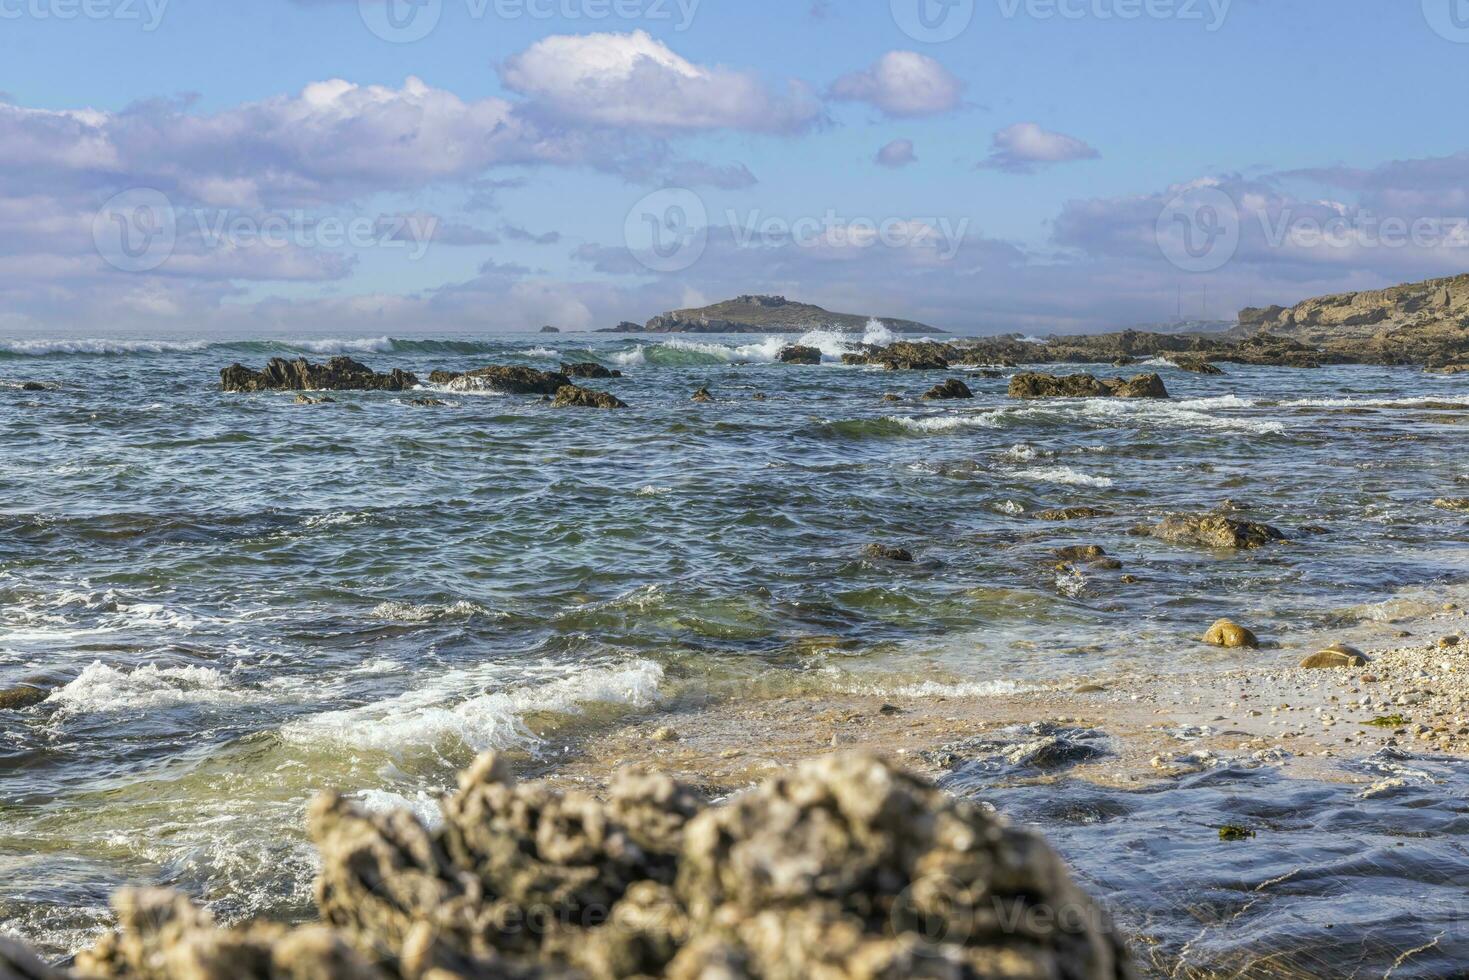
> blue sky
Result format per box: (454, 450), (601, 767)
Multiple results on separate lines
(3, 0), (1469, 336)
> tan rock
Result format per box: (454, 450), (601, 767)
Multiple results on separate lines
(1300, 644), (1370, 669)
(1204, 619), (1260, 649)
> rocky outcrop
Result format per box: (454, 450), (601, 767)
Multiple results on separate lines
(777, 345), (821, 365)
(429, 366), (571, 395)
(1166, 355), (1225, 375)
(845, 341), (960, 371)
(33, 752), (1131, 980)
(862, 544), (915, 562)
(1036, 507), (1114, 522)
(922, 378), (973, 400)
(540, 326), (561, 334)
(1238, 273), (1469, 365)
(561, 363), (622, 379)
(1144, 514), (1286, 550)
(553, 385), (628, 410)
(221, 357), (417, 393)
(1009, 373), (1168, 399)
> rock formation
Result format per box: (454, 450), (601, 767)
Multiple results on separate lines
(776, 345), (821, 365)
(554, 385), (628, 410)
(429, 366), (571, 395)
(922, 379), (974, 400)
(561, 363), (622, 380)
(617, 296), (934, 335)
(1008, 373), (1168, 399)
(220, 358), (417, 393)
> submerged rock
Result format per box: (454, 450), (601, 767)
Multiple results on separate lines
(1166, 355), (1226, 375)
(1037, 507), (1115, 522)
(862, 544), (915, 563)
(294, 394), (336, 405)
(922, 378), (974, 400)
(1432, 497), (1469, 512)
(430, 365), (570, 395)
(45, 752), (1131, 980)
(1145, 513), (1286, 550)
(20, 382), (47, 392)
(561, 362), (622, 379)
(1203, 619), (1259, 649)
(553, 384), (628, 410)
(690, 387), (713, 403)
(1300, 643), (1370, 669)
(776, 345), (821, 365)
(1008, 372), (1169, 399)
(221, 357), (417, 393)
(0, 685), (48, 711)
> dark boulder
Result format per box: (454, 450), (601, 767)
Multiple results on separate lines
(430, 365), (570, 394)
(777, 345), (822, 365)
(691, 387), (713, 403)
(923, 378), (974, 400)
(1009, 372), (1168, 399)
(1167, 355), (1226, 375)
(221, 357), (417, 393)
(21, 382), (47, 392)
(539, 325), (561, 334)
(561, 362), (622, 379)
(553, 384), (627, 409)
(863, 544), (915, 562)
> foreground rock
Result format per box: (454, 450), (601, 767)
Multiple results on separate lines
(1037, 507), (1114, 522)
(221, 357), (417, 393)
(844, 340), (959, 371)
(429, 365), (571, 394)
(1009, 373), (1168, 399)
(43, 752), (1130, 979)
(554, 384), (627, 410)
(1144, 513), (1286, 550)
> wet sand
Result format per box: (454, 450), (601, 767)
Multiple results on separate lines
(546, 603), (1469, 794)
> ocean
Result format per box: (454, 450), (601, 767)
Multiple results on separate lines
(2, 330), (1468, 965)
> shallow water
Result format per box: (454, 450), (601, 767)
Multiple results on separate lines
(2, 331), (1469, 957)
(946, 743), (1469, 979)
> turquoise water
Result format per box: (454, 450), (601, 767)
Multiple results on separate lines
(2, 331), (1468, 956)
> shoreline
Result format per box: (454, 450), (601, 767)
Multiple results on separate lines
(541, 600), (1469, 795)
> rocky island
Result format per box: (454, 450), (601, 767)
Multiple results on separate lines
(603, 295), (936, 335)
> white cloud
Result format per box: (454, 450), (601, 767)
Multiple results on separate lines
(500, 31), (822, 134)
(830, 51), (963, 118)
(980, 123), (1100, 173)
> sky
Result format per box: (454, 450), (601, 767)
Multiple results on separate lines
(4, 0), (1469, 336)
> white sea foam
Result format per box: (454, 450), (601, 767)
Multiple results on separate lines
(281, 660), (664, 754)
(1013, 466), (1115, 488)
(888, 413), (1002, 433)
(290, 337), (396, 355)
(998, 443), (1040, 462)
(635, 485), (673, 496)
(1277, 396), (1469, 409)
(609, 346), (647, 367)
(354, 789), (445, 830)
(303, 511), (374, 530)
(880, 679), (1033, 698)
(520, 347), (559, 358)
(47, 662), (245, 713)
(370, 600), (488, 623)
(0, 338), (210, 356)
(1014, 397), (1286, 435)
